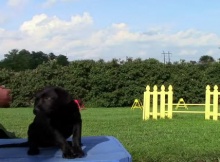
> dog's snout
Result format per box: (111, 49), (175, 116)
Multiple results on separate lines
(33, 107), (39, 115)
(33, 105), (42, 114)
(34, 98), (43, 114)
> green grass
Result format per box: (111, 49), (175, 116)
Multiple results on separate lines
(1, 107), (220, 162)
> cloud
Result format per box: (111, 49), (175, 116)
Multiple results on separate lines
(42, 0), (79, 8)
(0, 12), (220, 62)
(169, 29), (219, 47)
(0, 12), (7, 25)
(7, 0), (29, 7)
(20, 12), (93, 38)
(42, 0), (57, 8)
(179, 49), (198, 56)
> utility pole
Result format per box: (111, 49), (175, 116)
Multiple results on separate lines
(167, 51), (172, 63)
(161, 51), (172, 64)
(162, 51), (166, 64)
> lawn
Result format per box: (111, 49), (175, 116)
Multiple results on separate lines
(1, 107), (220, 162)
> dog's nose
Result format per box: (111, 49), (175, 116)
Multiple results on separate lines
(33, 107), (40, 114)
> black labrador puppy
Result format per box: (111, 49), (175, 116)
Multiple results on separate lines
(28, 86), (84, 158)
(0, 86), (84, 159)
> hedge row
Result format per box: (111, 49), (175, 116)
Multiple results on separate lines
(0, 58), (220, 107)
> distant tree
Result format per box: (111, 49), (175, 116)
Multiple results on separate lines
(199, 55), (215, 64)
(4, 49), (19, 60)
(30, 51), (49, 69)
(0, 49), (32, 71)
(189, 60), (197, 64)
(48, 53), (57, 60)
(0, 49), (18, 69)
(144, 58), (160, 64)
(179, 59), (186, 64)
(56, 55), (69, 66)
(0, 49), (70, 71)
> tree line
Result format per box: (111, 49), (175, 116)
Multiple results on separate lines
(0, 49), (220, 108)
(0, 49), (69, 71)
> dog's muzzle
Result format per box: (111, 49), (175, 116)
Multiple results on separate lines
(33, 107), (41, 115)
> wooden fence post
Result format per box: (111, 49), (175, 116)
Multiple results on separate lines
(205, 85), (211, 120)
(143, 85), (150, 120)
(213, 85), (218, 121)
(167, 85), (173, 119)
(152, 85), (158, 119)
(160, 85), (165, 119)
(143, 85), (173, 120)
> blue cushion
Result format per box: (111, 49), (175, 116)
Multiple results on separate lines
(0, 136), (132, 162)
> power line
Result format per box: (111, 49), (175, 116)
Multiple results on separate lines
(161, 51), (172, 64)
(167, 51), (172, 63)
(162, 51), (166, 64)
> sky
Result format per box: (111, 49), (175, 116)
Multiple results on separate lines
(0, 0), (220, 62)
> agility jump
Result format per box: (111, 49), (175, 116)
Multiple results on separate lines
(143, 85), (220, 121)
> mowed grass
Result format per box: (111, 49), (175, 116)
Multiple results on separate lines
(1, 107), (220, 162)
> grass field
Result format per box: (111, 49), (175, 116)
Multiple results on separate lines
(1, 107), (220, 162)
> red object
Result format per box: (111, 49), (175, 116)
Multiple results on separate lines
(0, 86), (11, 108)
(74, 99), (85, 110)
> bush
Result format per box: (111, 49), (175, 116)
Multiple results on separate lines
(1, 59), (220, 107)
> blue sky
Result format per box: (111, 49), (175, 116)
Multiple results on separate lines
(0, 0), (220, 62)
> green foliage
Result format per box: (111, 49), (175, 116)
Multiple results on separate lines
(1, 53), (220, 107)
(56, 55), (69, 66)
(0, 49), (31, 71)
(0, 49), (69, 71)
(199, 55), (215, 64)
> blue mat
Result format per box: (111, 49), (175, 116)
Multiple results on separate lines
(0, 136), (132, 162)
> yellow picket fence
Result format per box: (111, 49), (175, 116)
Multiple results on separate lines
(205, 85), (220, 120)
(143, 85), (220, 121)
(143, 85), (173, 120)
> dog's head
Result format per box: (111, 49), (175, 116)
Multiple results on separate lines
(33, 87), (72, 115)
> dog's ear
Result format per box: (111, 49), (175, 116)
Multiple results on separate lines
(54, 88), (72, 104)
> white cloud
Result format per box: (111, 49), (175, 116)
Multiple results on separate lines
(0, 13), (7, 24)
(168, 29), (219, 47)
(20, 12), (93, 38)
(42, 0), (79, 8)
(42, 0), (57, 8)
(179, 49), (198, 56)
(7, 0), (29, 7)
(0, 13), (220, 61)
